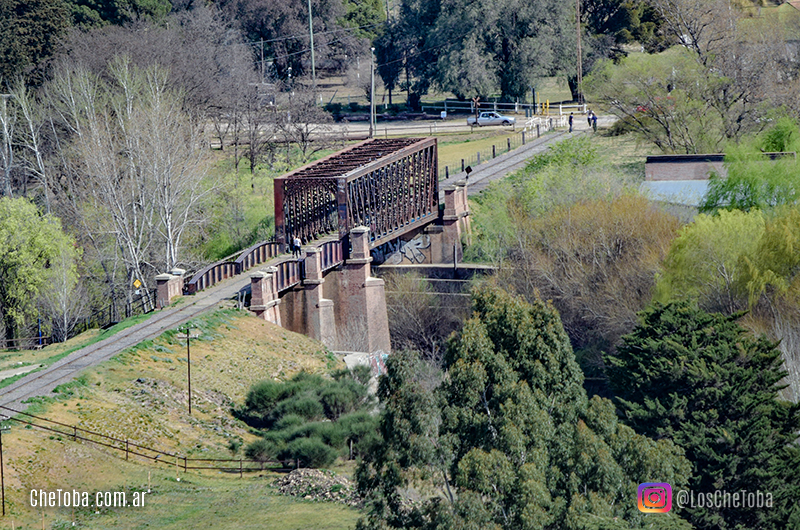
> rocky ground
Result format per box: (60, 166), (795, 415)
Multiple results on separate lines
(275, 468), (362, 507)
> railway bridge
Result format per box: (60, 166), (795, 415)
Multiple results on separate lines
(156, 138), (470, 353)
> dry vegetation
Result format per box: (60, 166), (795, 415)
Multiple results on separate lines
(1, 309), (361, 529)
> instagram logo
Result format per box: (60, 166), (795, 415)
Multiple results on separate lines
(638, 483), (672, 513)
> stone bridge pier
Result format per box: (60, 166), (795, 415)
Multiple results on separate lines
(248, 227), (391, 354)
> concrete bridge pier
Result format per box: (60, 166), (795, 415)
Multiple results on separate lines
(250, 267), (281, 325)
(334, 227), (391, 353)
(303, 247), (337, 348)
(441, 181), (470, 263)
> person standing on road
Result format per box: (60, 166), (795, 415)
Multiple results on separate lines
(591, 113), (598, 133)
(569, 113), (574, 133)
(587, 110), (592, 127)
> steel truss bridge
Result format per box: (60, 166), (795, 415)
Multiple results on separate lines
(186, 138), (439, 295)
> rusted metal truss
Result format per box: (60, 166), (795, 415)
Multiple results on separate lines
(275, 138), (438, 249)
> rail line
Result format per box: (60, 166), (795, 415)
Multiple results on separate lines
(0, 269), (253, 412)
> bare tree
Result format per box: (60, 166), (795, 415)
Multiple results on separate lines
(0, 91), (15, 197)
(10, 81), (53, 211)
(48, 58), (210, 306)
(277, 91), (336, 163)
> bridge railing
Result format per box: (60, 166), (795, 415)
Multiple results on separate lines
(274, 259), (302, 292)
(186, 261), (239, 294)
(319, 239), (344, 272)
(235, 240), (281, 271)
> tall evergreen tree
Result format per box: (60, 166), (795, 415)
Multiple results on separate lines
(607, 301), (800, 530)
(358, 286), (693, 530)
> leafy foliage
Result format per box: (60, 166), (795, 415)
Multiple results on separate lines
(0, 0), (70, 80)
(656, 209), (764, 314)
(0, 197), (77, 345)
(357, 286), (692, 530)
(607, 301), (800, 529)
(240, 367), (376, 467)
(700, 118), (800, 213)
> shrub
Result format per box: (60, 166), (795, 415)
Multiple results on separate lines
(245, 439), (281, 462)
(279, 437), (338, 468)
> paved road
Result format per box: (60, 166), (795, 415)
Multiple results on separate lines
(439, 127), (588, 198)
(1, 120), (601, 416)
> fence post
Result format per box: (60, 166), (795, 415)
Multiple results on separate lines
(445, 166), (449, 179)
(492, 145), (496, 158)
(522, 131), (526, 145)
(537, 124), (540, 138)
(507, 138), (511, 152)
(461, 159), (465, 172)
(477, 152), (481, 164)
(239, 459), (243, 479)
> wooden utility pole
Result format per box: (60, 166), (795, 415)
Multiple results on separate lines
(308, 0), (316, 91)
(576, 0), (583, 104)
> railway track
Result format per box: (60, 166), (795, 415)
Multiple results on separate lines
(0, 269), (253, 414)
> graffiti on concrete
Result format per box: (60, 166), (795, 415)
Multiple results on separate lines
(372, 234), (431, 264)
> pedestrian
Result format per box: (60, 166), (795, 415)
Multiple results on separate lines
(568, 112), (573, 133)
(587, 110), (592, 127)
(293, 236), (302, 259)
(591, 113), (598, 133)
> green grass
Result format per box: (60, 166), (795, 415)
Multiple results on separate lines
(33, 473), (360, 530)
(0, 312), (154, 391)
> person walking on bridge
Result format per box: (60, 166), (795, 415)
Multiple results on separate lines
(569, 113), (573, 133)
(293, 236), (302, 259)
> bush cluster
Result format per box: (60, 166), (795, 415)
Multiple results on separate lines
(238, 367), (377, 468)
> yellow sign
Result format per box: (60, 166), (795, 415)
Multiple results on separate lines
(133, 279), (142, 289)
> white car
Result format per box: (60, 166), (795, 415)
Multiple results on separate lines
(467, 112), (516, 126)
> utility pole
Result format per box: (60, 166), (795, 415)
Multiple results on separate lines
(576, 0), (583, 105)
(370, 47), (376, 139)
(1, 423), (8, 517)
(308, 0), (316, 91)
(178, 326), (196, 415)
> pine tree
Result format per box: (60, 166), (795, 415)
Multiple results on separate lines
(607, 301), (800, 529)
(358, 286), (693, 530)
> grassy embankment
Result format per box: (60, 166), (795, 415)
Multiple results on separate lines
(1, 309), (360, 530)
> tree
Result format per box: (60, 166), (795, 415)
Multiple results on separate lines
(358, 286), (693, 530)
(384, 271), (470, 363)
(469, 138), (678, 379)
(700, 118), (800, 213)
(49, 58), (210, 296)
(586, 0), (791, 153)
(0, 0), (70, 81)
(277, 91), (336, 163)
(607, 301), (800, 529)
(66, 0), (170, 27)
(0, 197), (77, 346)
(656, 209), (764, 315)
(430, 0), (575, 100)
